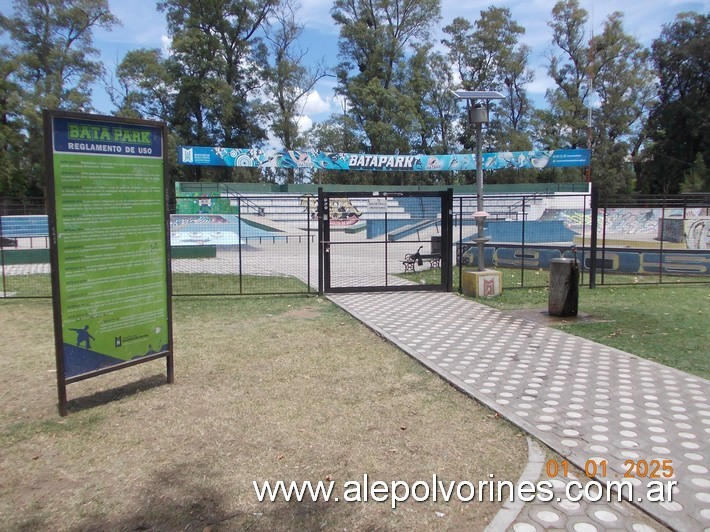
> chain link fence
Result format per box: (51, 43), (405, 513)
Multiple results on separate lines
(2, 191), (708, 298)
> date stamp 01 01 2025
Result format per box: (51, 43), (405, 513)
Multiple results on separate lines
(544, 458), (678, 503)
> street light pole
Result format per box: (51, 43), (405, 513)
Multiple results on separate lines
(474, 114), (486, 272)
(452, 91), (504, 272)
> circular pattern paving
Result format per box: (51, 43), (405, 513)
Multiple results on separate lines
(329, 292), (710, 532)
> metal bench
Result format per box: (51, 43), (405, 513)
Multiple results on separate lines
(402, 246), (441, 272)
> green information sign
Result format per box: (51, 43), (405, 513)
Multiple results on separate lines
(44, 111), (173, 415)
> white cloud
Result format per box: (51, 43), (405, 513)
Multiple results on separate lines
(302, 90), (334, 116)
(332, 94), (348, 114)
(298, 0), (340, 33)
(297, 114), (314, 133)
(527, 74), (556, 97)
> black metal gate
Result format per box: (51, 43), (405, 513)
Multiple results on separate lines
(318, 189), (453, 293)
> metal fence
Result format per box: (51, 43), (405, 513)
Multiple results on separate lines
(592, 193), (710, 286)
(455, 191), (710, 289)
(1, 198), (51, 298)
(2, 191), (708, 299)
(455, 192), (594, 290)
(170, 194), (317, 296)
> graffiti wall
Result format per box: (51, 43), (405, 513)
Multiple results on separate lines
(299, 194), (362, 225)
(661, 218), (710, 249)
(687, 218), (710, 249)
(175, 192), (240, 215)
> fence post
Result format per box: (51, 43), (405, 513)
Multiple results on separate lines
(317, 187), (324, 296)
(307, 198), (311, 293)
(660, 195), (666, 284)
(0, 214), (6, 297)
(238, 196), (243, 294)
(384, 198), (389, 287)
(601, 196), (608, 285)
(443, 188), (454, 292)
(456, 196), (463, 294)
(521, 196), (526, 288)
(589, 184), (598, 289)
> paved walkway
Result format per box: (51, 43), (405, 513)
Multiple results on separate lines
(328, 291), (710, 531)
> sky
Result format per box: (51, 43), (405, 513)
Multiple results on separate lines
(1, 0), (707, 138)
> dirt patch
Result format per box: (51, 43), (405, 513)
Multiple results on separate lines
(503, 307), (612, 327)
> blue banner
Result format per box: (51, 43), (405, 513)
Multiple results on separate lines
(178, 147), (590, 171)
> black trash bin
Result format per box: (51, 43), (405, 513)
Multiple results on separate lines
(431, 235), (442, 255)
(548, 258), (579, 317)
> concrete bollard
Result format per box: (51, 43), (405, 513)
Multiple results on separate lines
(548, 258), (579, 317)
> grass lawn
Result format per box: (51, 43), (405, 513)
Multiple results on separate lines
(0, 296), (527, 531)
(1, 273), (312, 298)
(486, 283), (710, 380)
(171, 273), (313, 295)
(1, 273), (51, 298)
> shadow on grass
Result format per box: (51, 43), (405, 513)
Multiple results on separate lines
(73, 460), (352, 531)
(66, 374), (169, 414)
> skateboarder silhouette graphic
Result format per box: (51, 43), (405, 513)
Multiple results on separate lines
(69, 325), (95, 349)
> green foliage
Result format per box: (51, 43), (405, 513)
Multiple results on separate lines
(544, 0), (590, 151)
(443, 7), (533, 154)
(331, 0), (441, 165)
(591, 12), (655, 195)
(680, 153), (710, 193)
(0, 47), (26, 196)
(641, 13), (709, 194)
(0, 0), (706, 194)
(0, 0), (119, 196)
(306, 112), (361, 153)
(543, 1), (656, 196)
(112, 48), (173, 120)
(157, 0), (275, 149)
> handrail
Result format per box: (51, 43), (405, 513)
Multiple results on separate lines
(219, 184), (265, 216)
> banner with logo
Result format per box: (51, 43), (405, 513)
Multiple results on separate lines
(178, 146), (590, 171)
(45, 111), (173, 415)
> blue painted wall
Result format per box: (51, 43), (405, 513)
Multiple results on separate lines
(461, 220), (576, 244)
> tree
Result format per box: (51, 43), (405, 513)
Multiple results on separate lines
(0, 0), (119, 196)
(158, 0), (276, 167)
(0, 46), (25, 196)
(590, 12), (655, 194)
(543, 0), (591, 152)
(304, 103), (364, 185)
(442, 7), (534, 183)
(679, 153), (709, 193)
(404, 47), (459, 156)
(641, 12), (709, 194)
(264, 0), (328, 183)
(109, 48), (173, 121)
(541, 0), (656, 194)
(443, 7), (526, 93)
(332, 0), (440, 162)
